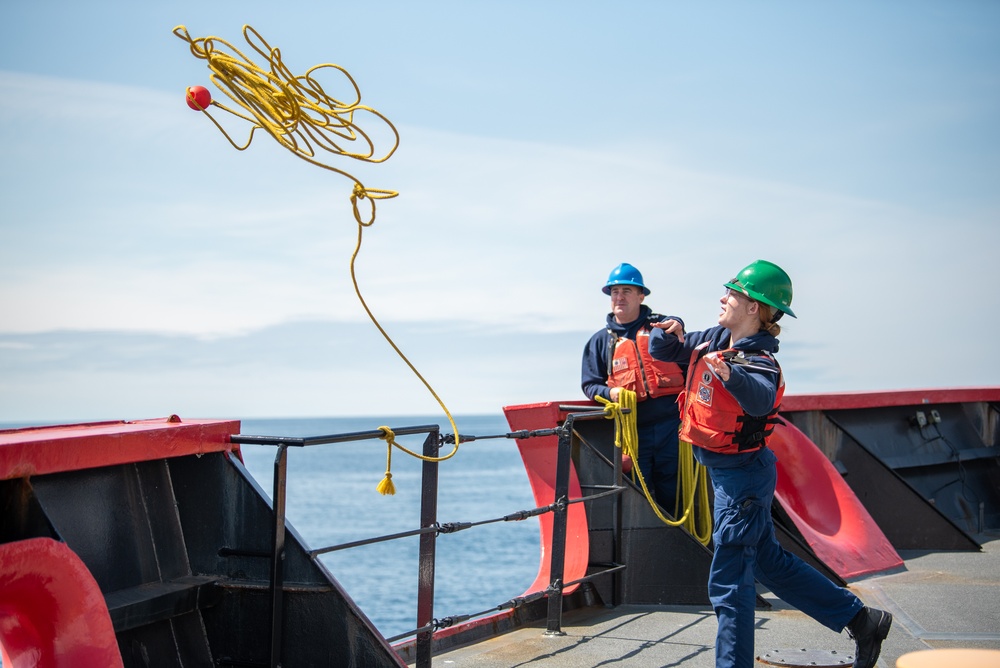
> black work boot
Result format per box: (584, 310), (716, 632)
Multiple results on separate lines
(847, 606), (892, 668)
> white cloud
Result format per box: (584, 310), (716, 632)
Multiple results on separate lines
(0, 323), (585, 422)
(2, 60), (998, 422)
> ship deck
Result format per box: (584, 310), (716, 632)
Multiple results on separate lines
(416, 533), (1000, 667)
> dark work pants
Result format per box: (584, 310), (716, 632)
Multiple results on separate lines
(707, 447), (863, 668)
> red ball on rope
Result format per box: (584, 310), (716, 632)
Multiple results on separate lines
(185, 85), (212, 111)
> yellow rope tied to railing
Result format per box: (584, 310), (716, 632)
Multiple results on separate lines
(174, 25), (461, 492)
(376, 427), (397, 496)
(595, 390), (712, 545)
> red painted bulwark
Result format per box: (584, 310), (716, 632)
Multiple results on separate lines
(0, 416), (241, 481)
(782, 387), (1000, 413)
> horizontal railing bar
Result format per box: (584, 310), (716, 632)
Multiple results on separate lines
(558, 405), (631, 415)
(310, 486), (624, 556)
(231, 418), (616, 449)
(442, 427), (562, 443)
(567, 486), (624, 504)
(230, 424), (441, 447)
(385, 589), (551, 643)
(310, 525), (439, 557)
(311, 502), (557, 556)
(562, 563), (627, 589)
(230, 415), (627, 656)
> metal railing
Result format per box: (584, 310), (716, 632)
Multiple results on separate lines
(229, 405), (628, 668)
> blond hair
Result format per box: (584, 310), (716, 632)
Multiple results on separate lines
(758, 303), (781, 337)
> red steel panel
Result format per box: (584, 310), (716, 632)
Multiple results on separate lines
(503, 400), (590, 597)
(0, 416), (241, 480)
(770, 420), (903, 579)
(782, 387), (1000, 413)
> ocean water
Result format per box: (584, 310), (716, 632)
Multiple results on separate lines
(236, 414), (542, 641)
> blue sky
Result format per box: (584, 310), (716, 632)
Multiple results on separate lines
(1, 1), (998, 423)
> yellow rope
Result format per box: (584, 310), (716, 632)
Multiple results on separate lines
(596, 391), (712, 544)
(174, 25), (460, 492)
(376, 428), (397, 496)
(681, 441), (713, 545)
(173, 24), (399, 223)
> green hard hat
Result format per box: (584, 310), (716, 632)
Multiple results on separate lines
(724, 260), (797, 318)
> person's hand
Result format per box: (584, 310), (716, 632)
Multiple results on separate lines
(705, 353), (731, 382)
(650, 318), (684, 342)
(609, 387), (621, 401)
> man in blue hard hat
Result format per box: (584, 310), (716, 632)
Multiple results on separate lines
(581, 263), (686, 512)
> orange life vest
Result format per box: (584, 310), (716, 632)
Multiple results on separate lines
(677, 342), (784, 454)
(607, 326), (685, 400)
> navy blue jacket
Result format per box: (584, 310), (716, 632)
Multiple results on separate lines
(648, 323), (782, 467)
(581, 305), (685, 427)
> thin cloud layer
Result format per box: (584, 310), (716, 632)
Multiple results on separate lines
(1, 2), (998, 422)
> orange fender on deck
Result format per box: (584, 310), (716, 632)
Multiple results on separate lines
(770, 420), (903, 579)
(0, 537), (124, 668)
(503, 401), (590, 596)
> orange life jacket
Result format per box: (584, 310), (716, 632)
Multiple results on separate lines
(607, 325), (685, 400)
(677, 342), (784, 454)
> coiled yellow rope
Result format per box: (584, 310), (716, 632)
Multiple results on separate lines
(680, 443), (712, 545)
(174, 25), (460, 492)
(596, 391), (712, 545)
(173, 24), (398, 225)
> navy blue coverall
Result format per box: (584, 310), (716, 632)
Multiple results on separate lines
(649, 324), (864, 668)
(581, 304), (685, 511)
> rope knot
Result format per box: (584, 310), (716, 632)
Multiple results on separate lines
(376, 426), (398, 495)
(596, 397), (620, 420)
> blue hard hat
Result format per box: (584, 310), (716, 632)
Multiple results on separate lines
(602, 263), (650, 295)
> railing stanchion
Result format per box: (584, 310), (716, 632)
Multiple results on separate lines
(230, 418), (620, 655)
(269, 444), (288, 668)
(612, 424), (625, 606)
(415, 430), (441, 668)
(545, 417), (574, 635)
